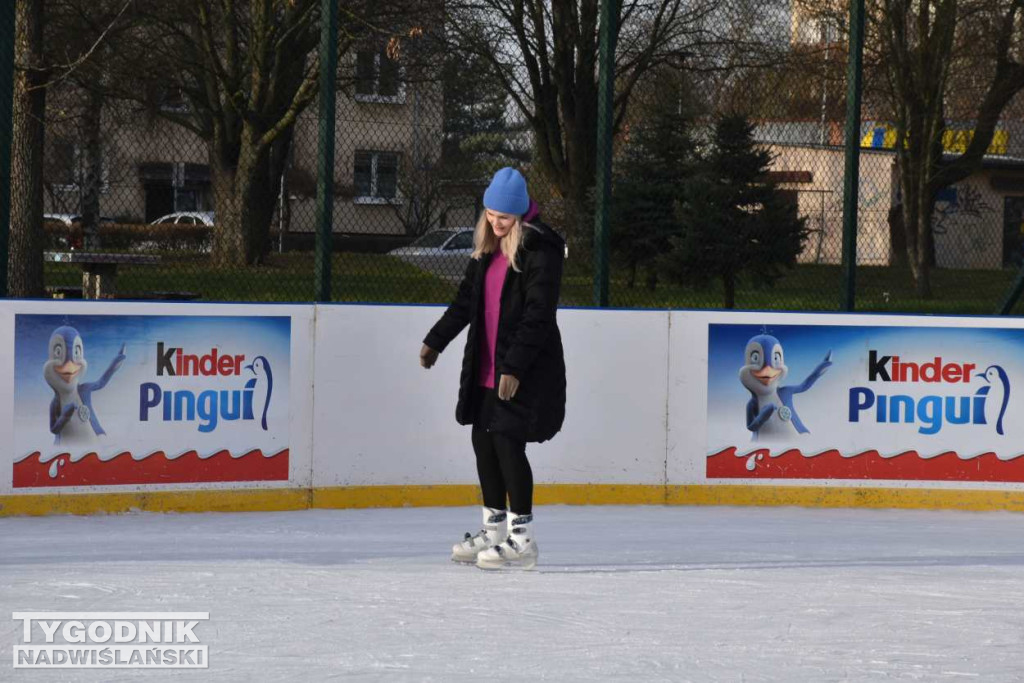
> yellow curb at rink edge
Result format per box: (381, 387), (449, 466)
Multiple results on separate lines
(0, 488), (309, 516)
(4, 484), (1024, 516)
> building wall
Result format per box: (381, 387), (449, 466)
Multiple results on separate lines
(770, 144), (895, 266)
(932, 172), (1007, 269)
(769, 144), (1024, 269)
(44, 56), (448, 234)
(287, 62), (451, 236)
(44, 108), (209, 223)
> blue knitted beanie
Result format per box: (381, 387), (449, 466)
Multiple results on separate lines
(483, 167), (530, 216)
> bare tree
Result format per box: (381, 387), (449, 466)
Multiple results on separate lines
(108, 1), (327, 267)
(445, 0), (727, 242)
(801, 0), (1024, 295)
(46, 0), (131, 249)
(879, 0), (1024, 296)
(10, 0), (47, 297)
(112, 1), (428, 266)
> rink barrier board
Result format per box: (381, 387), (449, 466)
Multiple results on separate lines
(6, 484), (1024, 516)
(8, 302), (1024, 516)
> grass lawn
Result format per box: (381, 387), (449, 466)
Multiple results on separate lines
(43, 252), (1023, 316)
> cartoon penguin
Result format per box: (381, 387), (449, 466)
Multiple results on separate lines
(976, 365), (1010, 436)
(43, 326), (126, 446)
(245, 356), (273, 431)
(739, 334), (832, 441)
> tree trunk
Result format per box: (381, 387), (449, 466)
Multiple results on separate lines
(211, 126), (292, 267)
(211, 157), (253, 268)
(645, 268), (658, 292)
(887, 204), (908, 269)
(913, 210), (933, 298)
(80, 87), (103, 250)
(257, 129), (292, 260)
(9, 0), (46, 298)
(723, 272), (736, 309)
(897, 147), (936, 298)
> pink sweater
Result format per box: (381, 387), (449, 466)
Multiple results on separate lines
(478, 251), (509, 388)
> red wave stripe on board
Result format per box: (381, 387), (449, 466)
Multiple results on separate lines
(13, 449), (289, 488)
(705, 447), (1024, 482)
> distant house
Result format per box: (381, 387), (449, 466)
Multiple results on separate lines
(42, 44), (474, 238)
(44, 102), (213, 223)
(766, 1), (1024, 270)
(766, 141), (1024, 269)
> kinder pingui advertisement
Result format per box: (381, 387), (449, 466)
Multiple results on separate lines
(13, 314), (291, 487)
(706, 323), (1023, 482)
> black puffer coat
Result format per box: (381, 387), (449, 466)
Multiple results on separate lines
(424, 220), (567, 443)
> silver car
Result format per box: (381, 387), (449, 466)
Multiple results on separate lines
(139, 211), (215, 253)
(150, 211), (215, 227)
(389, 228), (475, 281)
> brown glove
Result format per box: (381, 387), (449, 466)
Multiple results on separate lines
(420, 344), (439, 369)
(497, 374), (520, 401)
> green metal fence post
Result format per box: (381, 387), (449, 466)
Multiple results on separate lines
(315, 0), (338, 302)
(0, 0), (15, 298)
(840, 0), (865, 312)
(593, 0), (617, 308)
(997, 265), (1024, 315)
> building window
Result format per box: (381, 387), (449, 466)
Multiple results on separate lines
(138, 162), (211, 222)
(354, 151), (400, 203)
(159, 87), (191, 114)
(49, 139), (109, 193)
(354, 49), (404, 103)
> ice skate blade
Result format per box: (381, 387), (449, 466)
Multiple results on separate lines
(475, 556), (538, 571)
(451, 554), (478, 564)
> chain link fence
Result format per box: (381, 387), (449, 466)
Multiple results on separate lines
(2, 0), (1023, 314)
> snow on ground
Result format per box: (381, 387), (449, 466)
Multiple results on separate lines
(3, 504), (1024, 681)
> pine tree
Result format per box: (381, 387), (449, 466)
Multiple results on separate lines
(611, 76), (697, 290)
(441, 52), (529, 182)
(664, 114), (807, 308)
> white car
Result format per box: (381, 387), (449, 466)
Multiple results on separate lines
(388, 228), (475, 281)
(140, 212), (214, 253)
(149, 211), (215, 226)
(44, 213), (115, 226)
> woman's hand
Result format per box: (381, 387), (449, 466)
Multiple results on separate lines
(498, 374), (520, 401)
(420, 344), (439, 369)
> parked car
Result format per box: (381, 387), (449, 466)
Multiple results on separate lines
(44, 213), (115, 226)
(139, 211), (215, 253)
(149, 211), (215, 227)
(388, 228), (475, 281)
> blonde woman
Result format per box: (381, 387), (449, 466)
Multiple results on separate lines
(420, 167), (566, 570)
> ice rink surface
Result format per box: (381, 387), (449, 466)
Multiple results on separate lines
(3, 504), (1024, 682)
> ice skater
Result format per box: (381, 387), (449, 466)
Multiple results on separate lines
(420, 167), (567, 570)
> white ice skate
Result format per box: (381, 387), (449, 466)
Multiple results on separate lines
(451, 507), (507, 563)
(476, 512), (538, 570)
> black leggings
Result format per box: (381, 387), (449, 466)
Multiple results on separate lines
(472, 390), (533, 514)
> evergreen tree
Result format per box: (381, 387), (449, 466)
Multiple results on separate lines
(664, 114), (807, 309)
(611, 76), (698, 290)
(441, 51), (529, 181)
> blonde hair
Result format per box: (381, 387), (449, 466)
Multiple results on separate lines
(471, 210), (526, 272)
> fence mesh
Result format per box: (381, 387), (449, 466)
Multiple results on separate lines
(2, 0), (1023, 313)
